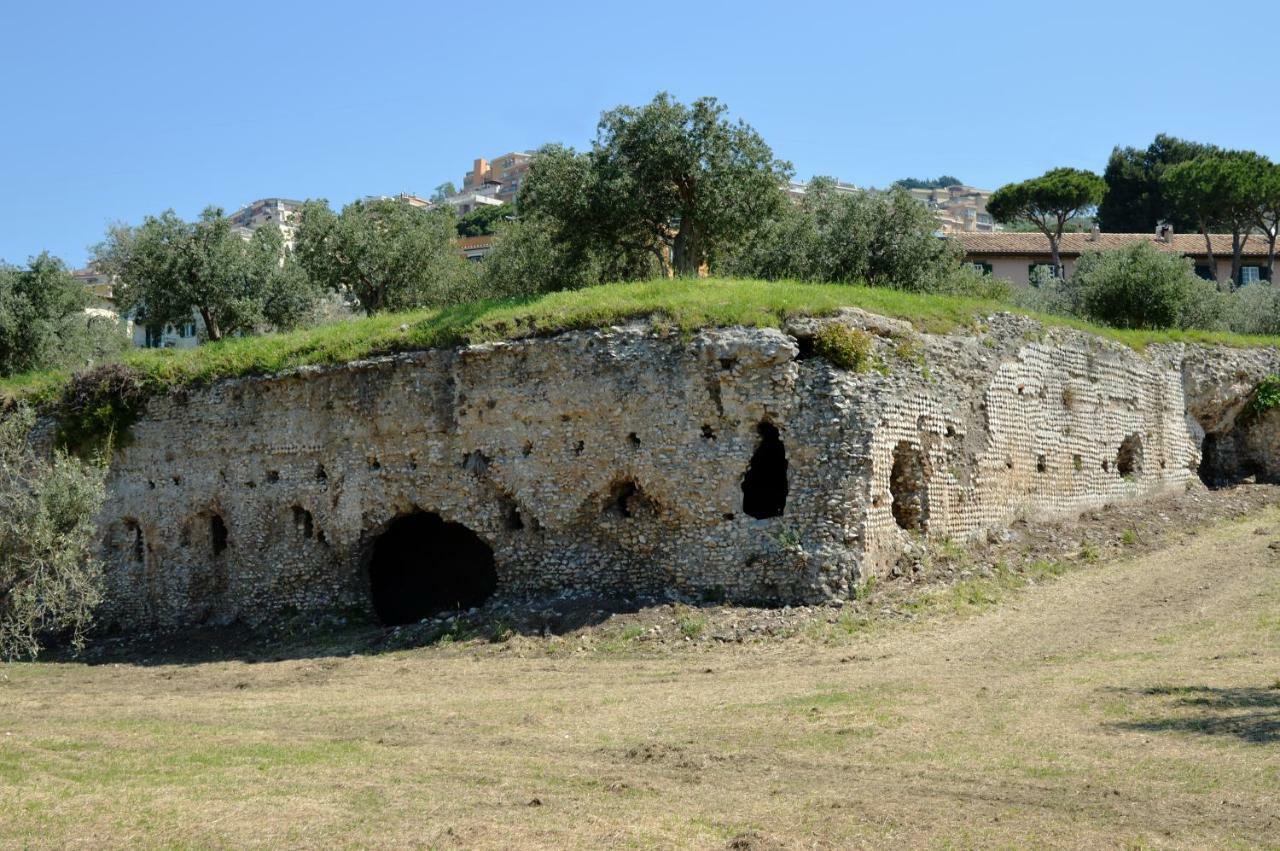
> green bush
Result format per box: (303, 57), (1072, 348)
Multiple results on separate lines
(813, 324), (874, 371)
(719, 182), (963, 292)
(1247, 374), (1280, 417)
(0, 406), (107, 660)
(1074, 242), (1222, 330)
(1226, 283), (1280, 335)
(54, 362), (150, 457)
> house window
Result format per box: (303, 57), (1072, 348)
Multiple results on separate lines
(1240, 266), (1262, 285)
(1193, 265), (1215, 281)
(1028, 263), (1060, 283)
(969, 262), (993, 275)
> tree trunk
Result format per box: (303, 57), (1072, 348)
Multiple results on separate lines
(1231, 231), (1247, 288)
(672, 218), (702, 278)
(1048, 234), (1062, 278)
(1268, 233), (1277, 282)
(199, 307), (222, 342)
(1200, 227), (1222, 290)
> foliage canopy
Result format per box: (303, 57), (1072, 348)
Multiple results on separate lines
(94, 208), (318, 341)
(0, 406), (106, 660)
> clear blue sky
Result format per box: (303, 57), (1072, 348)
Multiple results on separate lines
(3, 0), (1277, 268)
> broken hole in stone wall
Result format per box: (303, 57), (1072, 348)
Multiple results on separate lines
(292, 506), (314, 539)
(604, 479), (653, 519)
(890, 441), (929, 531)
(741, 422), (788, 519)
(123, 520), (145, 564)
(210, 514), (229, 556)
(1116, 433), (1143, 478)
(499, 495), (525, 530)
(1198, 430), (1269, 488)
(368, 512), (497, 625)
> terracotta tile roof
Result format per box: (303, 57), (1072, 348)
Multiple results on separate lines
(956, 232), (1273, 258)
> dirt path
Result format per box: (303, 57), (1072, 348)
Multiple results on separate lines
(2, 504), (1279, 849)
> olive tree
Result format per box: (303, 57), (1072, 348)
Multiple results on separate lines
(0, 406), (107, 660)
(94, 208), (318, 341)
(294, 198), (475, 314)
(519, 93), (793, 278)
(1073, 241), (1223, 330)
(720, 179), (962, 291)
(987, 168), (1107, 275)
(0, 253), (126, 378)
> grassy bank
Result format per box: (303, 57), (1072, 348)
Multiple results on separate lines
(3, 277), (1278, 407)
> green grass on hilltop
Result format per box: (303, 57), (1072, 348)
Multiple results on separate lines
(1, 277), (1277, 409)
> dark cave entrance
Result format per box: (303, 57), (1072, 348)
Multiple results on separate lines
(741, 421), (788, 519)
(368, 512), (497, 625)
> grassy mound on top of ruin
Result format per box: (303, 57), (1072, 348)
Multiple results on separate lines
(3, 277), (1279, 410)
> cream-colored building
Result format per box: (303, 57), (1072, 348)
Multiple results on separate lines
(226, 197), (304, 247)
(908, 185), (998, 233)
(957, 230), (1275, 286)
(461, 152), (532, 206)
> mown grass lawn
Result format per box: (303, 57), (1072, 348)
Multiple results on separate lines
(2, 507), (1278, 848)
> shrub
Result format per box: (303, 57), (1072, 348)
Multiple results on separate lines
(1246, 375), (1280, 417)
(813, 324), (874, 371)
(1226, 283), (1280, 335)
(0, 406), (107, 660)
(720, 182), (962, 292)
(55, 363), (150, 457)
(1074, 242), (1221, 330)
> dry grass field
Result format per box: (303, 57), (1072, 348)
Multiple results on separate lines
(2, 504), (1279, 849)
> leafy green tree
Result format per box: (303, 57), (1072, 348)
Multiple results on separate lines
(294, 198), (475, 314)
(94, 208), (318, 341)
(1162, 151), (1270, 286)
(521, 93), (793, 277)
(1074, 242), (1223, 330)
(431, 182), (457, 203)
(987, 168), (1107, 275)
(479, 217), (602, 299)
(720, 179), (963, 291)
(0, 253), (116, 377)
(892, 176), (962, 190)
(0, 405), (106, 660)
(1256, 160), (1280, 280)
(1096, 134), (1215, 232)
(456, 203), (511, 237)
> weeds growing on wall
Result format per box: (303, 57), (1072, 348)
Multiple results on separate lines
(54, 363), (150, 458)
(812, 324), (874, 371)
(1245, 375), (1280, 419)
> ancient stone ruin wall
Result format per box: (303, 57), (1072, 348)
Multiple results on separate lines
(88, 313), (1279, 632)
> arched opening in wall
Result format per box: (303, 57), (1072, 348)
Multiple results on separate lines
(292, 506), (314, 540)
(1198, 430), (1266, 488)
(121, 519), (145, 565)
(741, 422), (788, 519)
(368, 512), (497, 625)
(210, 514), (229, 556)
(890, 441), (929, 531)
(1116, 433), (1144, 478)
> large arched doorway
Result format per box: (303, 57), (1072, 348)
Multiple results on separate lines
(368, 511), (497, 625)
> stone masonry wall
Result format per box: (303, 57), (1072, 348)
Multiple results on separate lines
(89, 312), (1280, 631)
